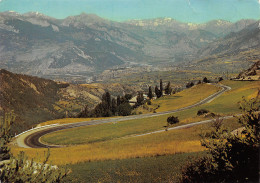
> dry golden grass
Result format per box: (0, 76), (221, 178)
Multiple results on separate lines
(11, 123), (209, 165)
(12, 118), (240, 165)
(154, 83), (221, 112)
(10, 81), (255, 166)
(38, 116), (118, 126)
(134, 83), (220, 114)
(11, 140), (203, 165)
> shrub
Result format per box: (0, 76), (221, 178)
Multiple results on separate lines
(203, 77), (209, 83)
(167, 116), (179, 125)
(0, 112), (68, 182)
(197, 109), (209, 116)
(218, 77), (223, 82)
(181, 96), (260, 183)
(117, 103), (132, 116)
(186, 82), (194, 88)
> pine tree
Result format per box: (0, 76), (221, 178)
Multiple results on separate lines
(111, 98), (117, 115)
(148, 86), (153, 99)
(203, 77), (209, 83)
(136, 92), (144, 106)
(155, 85), (160, 98)
(104, 91), (111, 110)
(124, 94), (132, 101)
(117, 95), (121, 106)
(160, 79), (163, 97)
(165, 81), (171, 95)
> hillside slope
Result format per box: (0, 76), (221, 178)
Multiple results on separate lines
(197, 21), (260, 58)
(0, 69), (139, 134)
(0, 69), (63, 134)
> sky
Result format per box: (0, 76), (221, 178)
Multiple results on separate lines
(0, 0), (259, 23)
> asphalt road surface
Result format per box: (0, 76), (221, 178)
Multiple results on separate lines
(17, 84), (231, 148)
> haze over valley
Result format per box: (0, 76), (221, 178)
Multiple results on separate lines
(0, 11), (259, 84)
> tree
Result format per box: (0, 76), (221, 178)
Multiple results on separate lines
(181, 96), (260, 183)
(103, 91), (111, 110)
(148, 86), (153, 99)
(165, 82), (171, 95)
(165, 115), (179, 131)
(186, 82), (194, 88)
(160, 79), (163, 97)
(117, 103), (132, 116)
(124, 94), (132, 101)
(203, 77), (209, 83)
(218, 77), (223, 82)
(117, 95), (121, 106)
(111, 98), (117, 115)
(0, 111), (15, 161)
(167, 116), (179, 126)
(155, 85), (161, 98)
(136, 92), (144, 106)
(197, 109), (210, 116)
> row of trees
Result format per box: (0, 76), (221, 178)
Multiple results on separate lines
(186, 77), (211, 89)
(148, 79), (172, 99)
(78, 79), (173, 118)
(77, 92), (133, 118)
(186, 76), (224, 89)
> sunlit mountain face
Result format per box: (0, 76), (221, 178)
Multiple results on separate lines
(0, 11), (259, 83)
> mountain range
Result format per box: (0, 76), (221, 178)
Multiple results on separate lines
(0, 11), (259, 82)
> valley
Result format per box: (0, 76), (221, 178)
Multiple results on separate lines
(0, 8), (259, 183)
(0, 12), (259, 85)
(9, 79), (260, 182)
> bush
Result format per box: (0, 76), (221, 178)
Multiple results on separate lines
(0, 150), (68, 182)
(186, 82), (194, 88)
(0, 112), (68, 182)
(181, 96), (260, 182)
(197, 109), (209, 116)
(218, 77), (223, 82)
(167, 116), (179, 125)
(203, 77), (209, 83)
(147, 100), (152, 105)
(117, 103), (132, 116)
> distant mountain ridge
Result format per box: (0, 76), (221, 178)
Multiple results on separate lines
(197, 21), (260, 58)
(0, 11), (258, 81)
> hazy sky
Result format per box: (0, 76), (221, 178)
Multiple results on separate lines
(0, 0), (259, 23)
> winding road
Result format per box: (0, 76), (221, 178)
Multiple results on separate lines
(15, 84), (231, 148)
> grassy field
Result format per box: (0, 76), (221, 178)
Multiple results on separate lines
(11, 118), (241, 165)
(152, 83), (221, 112)
(10, 80), (258, 182)
(202, 80), (259, 114)
(10, 81), (259, 164)
(40, 81), (259, 146)
(40, 83), (220, 145)
(63, 152), (206, 183)
(133, 83), (220, 114)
